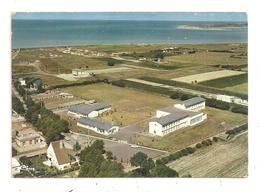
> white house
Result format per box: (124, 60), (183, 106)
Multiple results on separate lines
(174, 97), (206, 112)
(15, 128), (47, 150)
(18, 78), (26, 86)
(46, 140), (72, 170)
(68, 102), (111, 118)
(72, 69), (89, 77)
(12, 157), (22, 176)
(77, 117), (119, 135)
(149, 97), (207, 136)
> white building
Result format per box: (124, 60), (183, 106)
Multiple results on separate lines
(77, 117), (119, 135)
(15, 128), (47, 149)
(72, 69), (89, 77)
(68, 102), (111, 118)
(46, 141), (72, 170)
(12, 157), (22, 176)
(174, 97), (206, 112)
(216, 94), (248, 106)
(149, 97), (207, 136)
(18, 78), (26, 86)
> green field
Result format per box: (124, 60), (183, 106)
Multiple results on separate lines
(199, 73), (248, 88)
(61, 83), (176, 126)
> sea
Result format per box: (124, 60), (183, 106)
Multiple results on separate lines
(12, 20), (248, 49)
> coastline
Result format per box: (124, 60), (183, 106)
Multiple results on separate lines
(12, 42), (248, 50)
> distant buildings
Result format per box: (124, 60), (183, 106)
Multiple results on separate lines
(149, 97), (207, 136)
(215, 94), (248, 106)
(68, 102), (111, 118)
(72, 69), (89, 77)
(77, 117), (119, 135)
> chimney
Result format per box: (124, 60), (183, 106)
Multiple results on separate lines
(60, 140), (63, 149)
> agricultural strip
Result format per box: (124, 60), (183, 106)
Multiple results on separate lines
(172, 70), (245, 83)
(199, 73), (248, 88)
(168, 132), (248, 178)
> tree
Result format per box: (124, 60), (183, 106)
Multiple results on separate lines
(150, 164), (179, 177)
(97, 160), (124, 177)
(12, 96), (25, 114)
(130, 152), (148, 167)
(105, 151), (113, 160)
(74, 142), (81, 151)
(19, 156), (32, 167)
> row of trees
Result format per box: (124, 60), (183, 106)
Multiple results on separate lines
(12, 95), (25, 115)
(49, 79), (108, 89)
(14, 80), (70, 143)
(156, 147), (196, 165)
(226, 124), (248, 137)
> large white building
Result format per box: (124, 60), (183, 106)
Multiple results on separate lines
(77, 117), (119, 135)
(149, 97), (207, 136)
(68, 102), (111, 118)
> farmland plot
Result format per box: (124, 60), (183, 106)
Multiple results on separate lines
(172, 70), (245, 83)
(168, 132), (248, 178)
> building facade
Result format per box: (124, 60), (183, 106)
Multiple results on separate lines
(77, 117), (119, 135)
(149, 97), (207, 136)
(68, 103), (111, 118)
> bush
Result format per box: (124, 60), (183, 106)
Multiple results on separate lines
(195, 143), (202, 149)
(231, 104), (248, 115)
(213, 137), (218, 142)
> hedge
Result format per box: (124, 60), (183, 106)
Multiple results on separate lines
(139, 76), (248, 100)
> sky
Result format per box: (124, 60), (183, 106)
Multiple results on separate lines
(12, 12), (247, 22)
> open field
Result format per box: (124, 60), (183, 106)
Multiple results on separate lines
(133, 107), (247, 152)
(12, 65), (37, 74)
(168, 132), (248, 178)
(164, 50), (247, 66)
(61, 83), (176, 126)
(224, 83), (248, 94)
(199, 73), (247, 88)
(172, 70), (245, 83)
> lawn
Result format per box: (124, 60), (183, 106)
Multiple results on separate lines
(133, 107), (247, 152)
(61, 83), (176, 126)
(164, 51), (247, 66)
(12, 65), (37, 74)
(168, 132), (248, 177)
(224, 83), (248, 94)
(199, 73), (248, 88)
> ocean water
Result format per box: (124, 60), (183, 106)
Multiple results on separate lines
(12, 20), (248, 48)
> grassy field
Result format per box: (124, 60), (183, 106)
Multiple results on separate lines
(172, 70), (245, 83)
(224, 83), (248, 94)
(12, 65), (37, 74)
(168, 132), (248, 178)
(164, 50), (247, 66)
(199, 73), (248, 88)
(133, 107), (247, 152)
(61, 83), (176, 126)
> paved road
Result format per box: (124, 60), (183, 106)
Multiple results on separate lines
(70, 131), (167, 163)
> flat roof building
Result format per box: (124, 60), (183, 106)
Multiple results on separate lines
(149, 97), (207, 136)
(77, 117), (119, 135)
(174, 97), (206, 112)
(68, 102), (111, 118)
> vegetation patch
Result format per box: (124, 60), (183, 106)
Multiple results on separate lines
(199, 73), (248, 88)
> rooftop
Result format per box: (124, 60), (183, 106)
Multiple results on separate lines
(50, 141), (71, 165)
(78, 117), (113, 131)
(69, 102), (111, 116)
(181, 97), (205, 108)
(153, 112), (189, 126)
